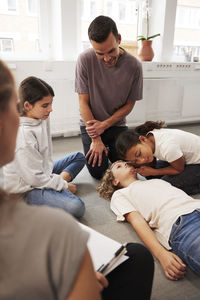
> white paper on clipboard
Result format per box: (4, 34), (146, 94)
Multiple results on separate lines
(79, 223), (128, 276)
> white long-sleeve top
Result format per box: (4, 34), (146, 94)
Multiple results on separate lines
(3, 117), (68, 193)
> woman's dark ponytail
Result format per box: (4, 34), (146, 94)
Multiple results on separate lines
(135, 121), (165, 136)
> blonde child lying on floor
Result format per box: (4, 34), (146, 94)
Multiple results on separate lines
(97, 160), (200, 280)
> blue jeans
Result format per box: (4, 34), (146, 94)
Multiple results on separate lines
(24, 152), (86, 219)
(169, 209), (200, 275)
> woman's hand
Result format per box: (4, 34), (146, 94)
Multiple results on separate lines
(158, 250), (186, 281)
(95, 272), (109, 292)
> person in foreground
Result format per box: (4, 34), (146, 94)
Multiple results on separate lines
(75, 15), (143, 179)
(0, 61), (154, 300)
(116, 120), (200, 195)
(0, 60), (102, 299)
(98, 160), (200, 280)
(3, 76), (85, 218)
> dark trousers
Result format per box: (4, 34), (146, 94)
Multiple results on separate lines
(150, 160), (200, 195)
(102, 243), (154, 300)
(80, 126), (128, 179)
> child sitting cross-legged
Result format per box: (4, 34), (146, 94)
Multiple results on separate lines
(3, 76), (85, 218)
(97, 160), (200, 280)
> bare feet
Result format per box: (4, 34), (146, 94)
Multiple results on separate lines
(68, 183), (77, 194)
(61, 171), (72, 182)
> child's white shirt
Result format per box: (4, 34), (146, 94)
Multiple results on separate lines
(111, 179), (200, 249)
(151, 128), (200, 163)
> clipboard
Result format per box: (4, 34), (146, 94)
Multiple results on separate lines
(79, 223), (128, 276)
(97, 244), (127, 275)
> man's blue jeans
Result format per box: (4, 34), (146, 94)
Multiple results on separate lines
(24, 152), (86, 219)
(169, 209), (200, 275)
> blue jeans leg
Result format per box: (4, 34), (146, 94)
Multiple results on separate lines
(169, 210), (200, 275)
(53, 152), (85, 180)
(25, 188), (85, 219)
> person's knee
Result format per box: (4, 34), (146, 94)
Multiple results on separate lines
(67, 200), (85, 219)
(75, 151), (86, 162)
(126, 243), (154, 267)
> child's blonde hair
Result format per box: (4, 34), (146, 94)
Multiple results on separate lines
(97, 169), (120, 200)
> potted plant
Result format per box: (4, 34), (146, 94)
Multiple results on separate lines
(137, 1), (160, 61)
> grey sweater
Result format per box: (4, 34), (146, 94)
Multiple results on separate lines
(3, 117), (68, 193)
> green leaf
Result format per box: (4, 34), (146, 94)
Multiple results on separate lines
(147, 33), (160, 40)
(137, 35), (147, 41)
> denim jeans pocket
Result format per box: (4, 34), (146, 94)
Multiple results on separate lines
(169, 215), (183, 245)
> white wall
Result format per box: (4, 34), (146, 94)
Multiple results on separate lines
(8, 60), (200, 137)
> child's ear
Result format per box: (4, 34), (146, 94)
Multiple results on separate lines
(112, 178), (120, 186)
(139, 135), (147, 143)
(24, 101), (32, 112)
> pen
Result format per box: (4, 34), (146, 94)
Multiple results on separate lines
(97, 244), (127, 275)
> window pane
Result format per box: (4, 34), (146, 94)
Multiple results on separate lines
(0, 38), (14, 52)
(81, 0), (138, 52)
(173, 0), (200, 61)
(8, 0), (17, 11)
(28, 0), (38, 15)
(118, 3), (126, 21)
(0, 0), (42, 59)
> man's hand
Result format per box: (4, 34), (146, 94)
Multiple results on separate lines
(158, 249), (186, 281)
(95, 272), (109, 292)
(86, 120), (106, 138)
(86, 137), (108, 167)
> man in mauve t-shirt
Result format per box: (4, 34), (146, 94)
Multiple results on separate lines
(75, 15), (143, 179)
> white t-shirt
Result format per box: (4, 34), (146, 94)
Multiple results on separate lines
(111, 179), (200, 249)
(150, 128), (200, 163)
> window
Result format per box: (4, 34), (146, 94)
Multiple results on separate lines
(0, 0), (43, 59)
(173, 0), (200, 61)
(0, 38), (14, 52)
(0, 0), (17, 13)
(27, 0), (38, 16)
(118, 3), (126, 21)
(8, 0), (17, 11)
(90, 1), (96, 19)
(81, 0), (138, 51)
(106, 1), (112, 16)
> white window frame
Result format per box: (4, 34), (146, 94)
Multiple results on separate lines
(0, 0), (18, 15)
(0, 38), (14, 52)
